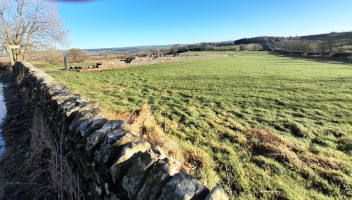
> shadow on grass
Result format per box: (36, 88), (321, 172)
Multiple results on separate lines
(45, 69), (72, 74)
(268, 52), (352, 66)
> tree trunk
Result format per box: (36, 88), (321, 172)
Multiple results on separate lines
(14, 49), (22, 62)
(6, 48), (15, 66)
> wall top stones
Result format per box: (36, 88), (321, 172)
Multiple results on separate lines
(13, 62), (229, 200)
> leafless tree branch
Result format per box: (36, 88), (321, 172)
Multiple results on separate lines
(0, 0), (68, 61)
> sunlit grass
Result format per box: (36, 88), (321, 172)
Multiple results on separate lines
(45, 51), (352, 199)
(182, 50), (236, 55)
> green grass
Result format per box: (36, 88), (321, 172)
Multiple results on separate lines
(213, 45), (240, 51)
(32, 61), (96, 70)
(44, 51), (352, 199)
(342, 45), (352, 53)
(182, 50), (237, 55)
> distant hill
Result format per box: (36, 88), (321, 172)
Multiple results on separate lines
(299, 31), (352, 41)
(233, 32), (352, 45)
(83, 44), (174, 55)
(234, 37), (268, 45)
(82, 31), (352, 55)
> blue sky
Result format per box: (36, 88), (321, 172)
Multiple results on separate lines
(56, 0), (352, 49)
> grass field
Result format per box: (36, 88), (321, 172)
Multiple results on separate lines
(32, 61), (97, 71)
(182, 51), (237, 56)
(44, 51), (352, 199)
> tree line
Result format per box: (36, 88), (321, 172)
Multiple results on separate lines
(269, 37), (352, 54)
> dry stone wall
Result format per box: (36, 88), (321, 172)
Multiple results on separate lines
(13, 62), (228, 200)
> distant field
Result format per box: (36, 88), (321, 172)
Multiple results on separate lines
(182, 51), (236, 55)
(45, 51), (352, 199)
(32, 61), (97, 70)
(343, 45), (352, 52)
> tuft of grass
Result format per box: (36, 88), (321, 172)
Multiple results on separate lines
(337, 136), (352, 156)
(286, 121), (309, 138)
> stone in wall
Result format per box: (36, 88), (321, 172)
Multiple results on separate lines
(78, 116), (108, 137)
(136, 158), (182, 200)
(110, 141), (151, 183)
(93, 128), (140, 166)
(69, 109), (101, 133)
(159, 173), (210, 200)
(86, 120), (124, 157)
(122, 149), (165, 198)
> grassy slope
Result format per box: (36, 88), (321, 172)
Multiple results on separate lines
(182, 51), (237, 55)
(32, 61), (97, 71)
(45, 51), (352, 199)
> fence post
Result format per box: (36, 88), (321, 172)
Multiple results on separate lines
(63, 51), (68, 71)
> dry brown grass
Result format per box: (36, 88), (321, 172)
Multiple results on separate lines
(302, 152), (347, 172)
(246, 128), (348, 174)
(30, 109), (84, 200)
(122, 104), (223, 181)
(119, 103), (221, 180)
(99, 107), (130, 121)
(182, 146), (215, 174)
(125, 104), (184, 163)
(246, 128), (293, 147)
(245, 128), (300, 163)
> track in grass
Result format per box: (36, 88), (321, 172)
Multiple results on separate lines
(46, 51), (352, 199)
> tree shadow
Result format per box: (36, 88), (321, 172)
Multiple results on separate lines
(268, 52), (352, 66)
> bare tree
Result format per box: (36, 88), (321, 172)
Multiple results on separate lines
(239, 44), (247, 51)
(334, 40), (347, 53)
(67, 48), (86, 62)
(150, 48), (160, 56)
(43, 48), (63, 63)
(326, 39), (335, 54)
(252, 44), (262, 51)
(170, 44), (180, 54)
(318, 41), (328, 53)
(204, 44), (214, 51)
(0, 0), (67, 61)
(160, 48), (170, 55)
(302, 41), (311, 52)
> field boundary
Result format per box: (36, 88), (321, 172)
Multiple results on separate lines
(72, 54), (233, 72)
